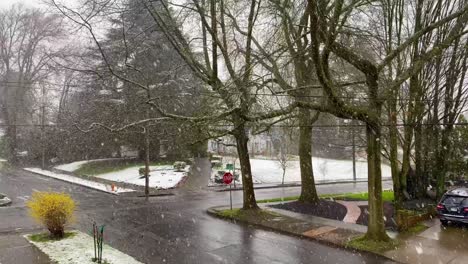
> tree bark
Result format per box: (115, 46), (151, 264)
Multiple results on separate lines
(234, 120), (258, 210)
(365, 123), (390, 241)
(436, 127), (452, 200)
(414, 120), (424, 198)
(298, 107), (319, 203)
(388, 109), (401, 208)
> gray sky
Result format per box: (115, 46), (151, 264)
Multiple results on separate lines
(0, 0), (40, 9)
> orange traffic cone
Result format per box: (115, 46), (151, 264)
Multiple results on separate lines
(111, 184), (115, 192)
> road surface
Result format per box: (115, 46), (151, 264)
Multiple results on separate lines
(0, 159), (394, 263)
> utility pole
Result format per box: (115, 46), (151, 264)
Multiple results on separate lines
(143, 108), (151, 200)
(41, 84), (46, 169)
(352, 120), (356, 182)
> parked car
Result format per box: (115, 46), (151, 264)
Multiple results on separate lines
(436, 188), (468, 226)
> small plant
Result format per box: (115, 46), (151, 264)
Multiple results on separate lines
(92, 222), (105, 263)
(27, 192), (75, 238)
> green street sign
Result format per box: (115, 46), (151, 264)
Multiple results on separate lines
(226, 163), (234, 171)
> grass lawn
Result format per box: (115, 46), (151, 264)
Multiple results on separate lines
(74, 161), (172, 176)
(257, 190), (394, 203)
(346, 235), (399, 253)
(216, 208), (281, 221)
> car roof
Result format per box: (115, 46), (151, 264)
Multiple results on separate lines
(446, 188), (468, 197)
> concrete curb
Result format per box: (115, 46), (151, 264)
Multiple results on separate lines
(207, 205), (400, 263)
(23, 168), (125, 196)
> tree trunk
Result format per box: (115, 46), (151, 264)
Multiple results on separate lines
(365, 123), (390, 241)
(436, 127), (452, 200)
(298, 107), (319, 203)
(234, 121), (258, 210)
(144, 127), (150, 199)
(388, 97), (401, 209)
(414, 121), (424, 198)
(400, 123), (412, 199)
(282, 169), (285, 185)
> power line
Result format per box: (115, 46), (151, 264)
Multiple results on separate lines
(1, 122), (467, 129)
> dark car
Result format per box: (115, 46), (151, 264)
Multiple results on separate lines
(437, 188), (468, 226)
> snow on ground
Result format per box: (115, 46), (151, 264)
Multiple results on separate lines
(95, 165), (189, 189)
(54, 158), (126, 172)
(218, 157), (392, 184)
(0, 158), (6, 162)
(25, 231), (143, 264)
(24, 168), (135, 194)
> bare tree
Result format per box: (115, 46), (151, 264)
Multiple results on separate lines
(0, 4), (63, 163)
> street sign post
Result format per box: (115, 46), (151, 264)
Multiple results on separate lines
(223, 172), (233, 210)
(225, 163), (234, 171)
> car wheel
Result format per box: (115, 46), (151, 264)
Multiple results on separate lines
(440, 220), (449, 226)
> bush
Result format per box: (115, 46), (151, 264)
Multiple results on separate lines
(173, 161), (186, 171)
(138, 167), (146, 176)
(27, 192), (75, 238)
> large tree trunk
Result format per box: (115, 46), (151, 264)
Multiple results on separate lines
(298, 107), (319, 203)
(414, 121), (425, 198)
(436, 127), (452, 200)
(388, 97), (401, 209)
(365, 123), (390, 241)
(234, 120), (258, 210)
(399, 120), (412, 199)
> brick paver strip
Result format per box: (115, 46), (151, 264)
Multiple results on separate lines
(302, 226), (338, 238)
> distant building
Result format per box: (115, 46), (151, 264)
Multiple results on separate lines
(208, 132), (274, 157)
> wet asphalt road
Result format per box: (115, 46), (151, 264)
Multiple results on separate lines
(0, 158), (395, 264)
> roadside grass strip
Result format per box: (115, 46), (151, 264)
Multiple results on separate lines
(257, 190), (394, 204)
(25, 231), (142, 264)
(24, 168), (135, 195)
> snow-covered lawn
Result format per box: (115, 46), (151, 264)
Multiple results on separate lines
(54, 158), (126, 172)
(55, 159), (189, 189)
(24, 168), (135, 194)
(215, 157), (392, 184)
(25, 231), (142, 264)
(95, 165), (189, 189)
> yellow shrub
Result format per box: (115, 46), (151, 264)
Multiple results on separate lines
(27, 192), (75, 238)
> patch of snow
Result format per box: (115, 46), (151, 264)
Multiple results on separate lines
(24, 168), (134, 194)
(0, 158), (7, 162)
(215, 157), (392, 184)
(25, 231), (143, 264)
(95, 165), (189, 189)
(55, 158), (127, 172)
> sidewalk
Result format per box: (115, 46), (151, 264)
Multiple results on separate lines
(384, 219), (468, 264)
(0, 233), (50, 264)
(208, 202), (396, 252)
(209, 201), (468, 264)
